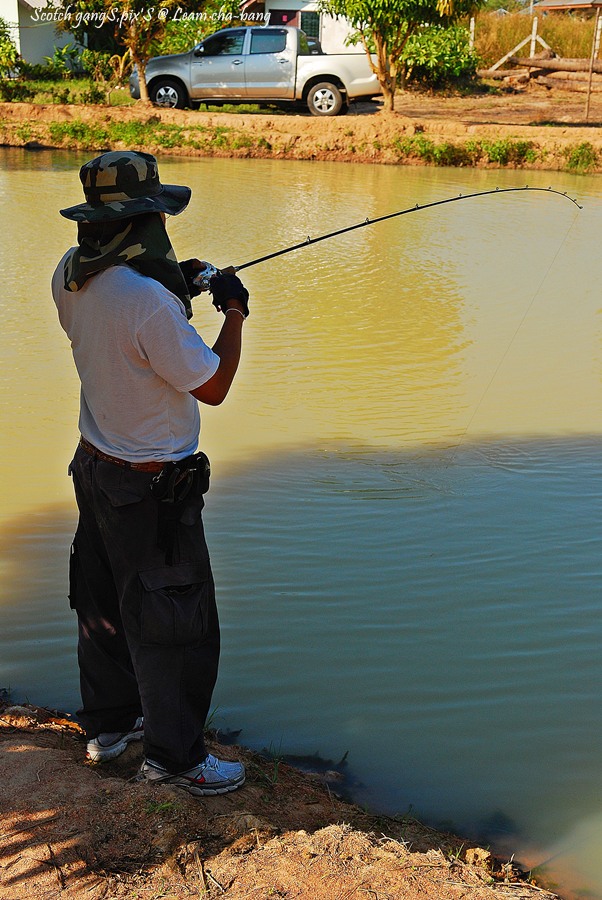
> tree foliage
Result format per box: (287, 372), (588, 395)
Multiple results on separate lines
(0, 16), (18, 78)
(317, 0), (482, 110)
(160, 1), (243, 56)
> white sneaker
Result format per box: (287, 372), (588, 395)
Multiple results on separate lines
(138, 753), (245, 796)
(86, 716), (144, 762)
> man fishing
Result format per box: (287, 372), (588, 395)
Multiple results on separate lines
(51, 150), (249, 796)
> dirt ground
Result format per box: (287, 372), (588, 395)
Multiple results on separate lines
(0, 701), (562, 900)
(2, 84), (602, 169)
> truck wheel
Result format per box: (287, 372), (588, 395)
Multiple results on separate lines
(150, 79), (187, 109)
(307, 82), (346, 117)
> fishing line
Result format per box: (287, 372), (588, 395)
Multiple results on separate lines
(445, 197), (581, 468)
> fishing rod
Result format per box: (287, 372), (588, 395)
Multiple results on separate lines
(192, 185), (581, 290)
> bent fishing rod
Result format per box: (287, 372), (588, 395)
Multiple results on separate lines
(192, 185), (581, 291)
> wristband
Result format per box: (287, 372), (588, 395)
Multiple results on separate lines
(225, 308), (246, 320)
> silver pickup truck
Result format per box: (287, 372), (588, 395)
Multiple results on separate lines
(129, 26), (379, 116)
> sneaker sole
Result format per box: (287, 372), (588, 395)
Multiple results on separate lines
(87, 730), (144, 763)
(141, 773), (246, 796)
(182, 775), (246, 797)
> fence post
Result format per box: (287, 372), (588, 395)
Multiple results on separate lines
(529, 17), (538, 58)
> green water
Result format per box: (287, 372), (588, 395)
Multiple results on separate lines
(1, 148), (601, 897)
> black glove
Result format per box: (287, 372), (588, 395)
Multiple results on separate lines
(179, 259), (203, 298)
(209, 272), (250, 318)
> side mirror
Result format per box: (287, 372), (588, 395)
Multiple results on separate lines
(193, 45), (204, 57)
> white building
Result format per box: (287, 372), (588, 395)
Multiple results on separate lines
(243, 0), (362, 54)
(0, 0), (70, 64)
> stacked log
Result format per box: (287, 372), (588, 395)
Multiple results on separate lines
(479, 57), (602, 92)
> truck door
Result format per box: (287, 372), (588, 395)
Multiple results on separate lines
(191, 29), (247, 98)
(244, 28), (295, 100)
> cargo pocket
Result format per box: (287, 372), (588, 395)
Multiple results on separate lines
(98, 462), (151, 508)
(138, 562), (211, 646)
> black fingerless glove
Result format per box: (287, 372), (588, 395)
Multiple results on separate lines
(209, 272), (250, 318)
(179, 259), (203, 298)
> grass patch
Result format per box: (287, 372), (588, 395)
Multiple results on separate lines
(480, 138), (538, 165)
(144, 799), (180, 815)
(391, 134), (542, 167)
(39, 116), (275, 156)
(0, 77), (136, 107)
(564, 141), (598, 172)
(475, 11), (594, 68)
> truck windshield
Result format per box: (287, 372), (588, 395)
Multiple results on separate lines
(249, 28), (288, 54)
(201, 30), (245, 56)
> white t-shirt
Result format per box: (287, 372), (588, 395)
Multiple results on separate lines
(52, 256), (219, 462)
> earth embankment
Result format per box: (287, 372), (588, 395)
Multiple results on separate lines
(0, 701), (562, 899)
(1, 89), (602, 172)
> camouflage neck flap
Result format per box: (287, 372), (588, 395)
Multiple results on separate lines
(63, 213), (193, 319)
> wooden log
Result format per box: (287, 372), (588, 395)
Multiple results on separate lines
(544, 69), (602, 82)
(510, 55), (602, 74)
(534, 75), (602, 91)
(477, 67), (531, 79)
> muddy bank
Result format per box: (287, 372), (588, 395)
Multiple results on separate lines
(1, 91), (602, 172)
(0, 700), (562, 900)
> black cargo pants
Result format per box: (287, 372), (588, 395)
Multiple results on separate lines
(68, 444), (220, 772)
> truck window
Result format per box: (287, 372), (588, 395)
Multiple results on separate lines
(201, 30), (245, 56)
(297, 31), (311, 56)
(249, 29), (287, 54)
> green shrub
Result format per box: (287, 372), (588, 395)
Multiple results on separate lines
(80, 49), (115, 81)
(0, 79), (35, 101)
(44, 42), (82, 76)
(15, 59), (67, 81)
(565, 142), (598, 173)
(79, 84), (105, 104)
(403, 24), (478, 87)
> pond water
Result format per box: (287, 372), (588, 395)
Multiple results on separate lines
(1, 147), (602, 896)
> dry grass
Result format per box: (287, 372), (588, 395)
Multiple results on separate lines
(474, 11), (596, 67)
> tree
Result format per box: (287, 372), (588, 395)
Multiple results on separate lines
(117, 0), (178, 102)
(0, 16), (18, 77)
(317, 0), (481, 112)
(55, 0), (242, 102)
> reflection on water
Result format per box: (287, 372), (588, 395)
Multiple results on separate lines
(1, 149), (602, 897)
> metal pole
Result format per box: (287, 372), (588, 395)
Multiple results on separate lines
(585, 7), (602, 121)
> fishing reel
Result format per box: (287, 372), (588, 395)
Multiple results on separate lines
(192, 261), (221, 292)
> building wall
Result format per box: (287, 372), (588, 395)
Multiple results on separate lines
(266, 0), (362, 54)
(19, 6), (70, 63)
(0, 0), (70, 63)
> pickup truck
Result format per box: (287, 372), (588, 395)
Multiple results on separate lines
(129, 26), (380, 116)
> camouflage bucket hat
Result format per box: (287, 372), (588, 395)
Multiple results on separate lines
(59, 150), (191, 223)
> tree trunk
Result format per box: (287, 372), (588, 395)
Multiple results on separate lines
(135, 55), (151, 104)
(374, 34), (396, 112)
(380, 82), (395, 111)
